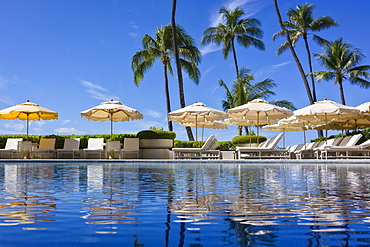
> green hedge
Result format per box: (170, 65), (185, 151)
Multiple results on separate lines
(232, 135), (267, 144)
(0, 134), (136, 149)
(173, 140), (234, 151)
(136, 130), (176, 140)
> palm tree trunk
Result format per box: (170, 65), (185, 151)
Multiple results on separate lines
(163, 64), (173, 131)
(231, 39), (240, 78)
(171, 0), (194, 141)
(338, 79), (346, 105)
(273, 0), (314, 105)
(303, 35), (317, 102)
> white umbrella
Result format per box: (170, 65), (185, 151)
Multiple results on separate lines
(227, 99), (292, 143)
(356, 102), (370, 114)
(262, 123), (308, 148)
(168, 102), (227, 142)
(179, 120), (227, 142)
(293, 99), (361, 140)
(81, 99), (143, 139)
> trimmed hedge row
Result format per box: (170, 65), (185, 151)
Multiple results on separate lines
(232, 135), (267, 144)
(173, 140), (234, 150)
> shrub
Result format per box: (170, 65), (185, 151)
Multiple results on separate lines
(232, 135), (267, 144)
(137, 130), (176, 140)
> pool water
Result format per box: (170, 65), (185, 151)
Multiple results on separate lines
(1, 163), (370, 246)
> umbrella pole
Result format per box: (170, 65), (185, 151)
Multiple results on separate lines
(195, 115), (198, 147)
(26, 114), (29, 141)
(325, 113), (328, 144)
(110, 112), (113, 140)
(257, 112), (260, 144)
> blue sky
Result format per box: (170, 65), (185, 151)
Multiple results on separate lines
(0, 0), (369, 146)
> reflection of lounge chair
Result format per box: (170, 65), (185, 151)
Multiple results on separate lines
(106, 141), (122, 159)
(121, 138), (139, 159)
(0, 138), (23, 158)
(56, 138), (80, 159)
(83, 138), (104, 159)
(173, 135), (220, 159)
(236, 133), (284, 159)
(32, 138), (56, 159)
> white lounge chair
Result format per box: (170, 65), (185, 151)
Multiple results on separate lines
(83, 138), (105, 159)
(320, 134), (363, 159)
(106, 141), (122, 159)
(172, 135), (220, 159)
(121, 138), (139, 159)
(0, 138), (23, 158)
(236, 133), (285, 159)
(32, 138), (56, 159)
(56, 138), (80, 159)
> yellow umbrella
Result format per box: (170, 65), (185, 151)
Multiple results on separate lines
(80, 99), (143, 139)
(0, 100), (58, 140)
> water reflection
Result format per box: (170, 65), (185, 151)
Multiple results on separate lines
(0, 163), (369, 246)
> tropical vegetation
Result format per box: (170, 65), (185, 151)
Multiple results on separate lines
(131, 24), (201, 132)
(312, 38), (370, 105)
(272, 2), (338, 102)
(201, 7), (264, 78)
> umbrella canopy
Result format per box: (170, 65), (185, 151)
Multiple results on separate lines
(179, 120), (227, 142)
(293, 99), (362, 139)
(168, 102), (227, 141)
(262, 123), (308, 148)
(0, 100), (58, 139)
(227, 99), (292, 141)
(356, 102), (370, 114)
(81, 99), (143, 139)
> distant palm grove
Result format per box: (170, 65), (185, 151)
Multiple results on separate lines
(131, 1), (370, 140)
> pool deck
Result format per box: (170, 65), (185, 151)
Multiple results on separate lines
(0, 158), (369, 165)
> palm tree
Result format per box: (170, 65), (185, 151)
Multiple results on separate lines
(219, 67), (295, 135)
(312, 38), (370, 105)
(273, 3), (338, 102)
(131, 24), (201, 132)
(273, 0), (314, 107)
(201, 7), (264, 78)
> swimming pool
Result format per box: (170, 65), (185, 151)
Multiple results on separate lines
(0, 162), (370, 246)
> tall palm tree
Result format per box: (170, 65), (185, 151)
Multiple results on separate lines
(171, 0), (194, 141)
(273, 0), (314, 107)
(219, 67), (295, 135)
(273, 3), (338, 102)
(312, 38), (370, 105)
(131, 24), (201, 132)
(201, 7), (265, 78)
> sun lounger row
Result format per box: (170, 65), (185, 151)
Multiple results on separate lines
(0, 137), (140, 159)
(172, 135), (221, 159)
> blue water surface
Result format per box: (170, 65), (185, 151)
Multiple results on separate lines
(0, 162), (370, 247)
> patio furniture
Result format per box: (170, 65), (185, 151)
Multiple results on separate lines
(83, 138), (105, 159)
(172, 135), (221, 159)
(56, 138), (80, 159)
(236, 133), (285, 159)
(106, 141), (122, 159)
(0, 138), (23, 158)
(32, 138), (56, 159)
(320, 134), (363, 159)
(121, 138), (139, 159)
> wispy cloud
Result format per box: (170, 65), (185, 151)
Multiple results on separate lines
(54, 127), (86, 135)
(256, 61), (291, 76)
(81, 80), (120, 101)
(61, 120), (71, 125)
(199, 44), (222, 56)
(145, 110), (162, 119)
(3, 122), (24, 132)
(127, 20), (139, 38)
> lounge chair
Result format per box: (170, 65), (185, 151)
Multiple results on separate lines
(106, 141), (122, 159)
(0, 138), (23, 158)
(83, 138), (105, 159)
(17, 141), (32, 159)
(320, 134), (363, 159)
(56, 138), (80, 159)
(172, 135), (220, 159)
(32, 138), (56, 159)
(121, 138), (139, 159)
(236, 133), (284, 159)
(321, 135), (370, 159)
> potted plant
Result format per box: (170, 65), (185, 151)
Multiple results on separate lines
(137, 127), (176, 159)
(232, 135), (267, 147)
